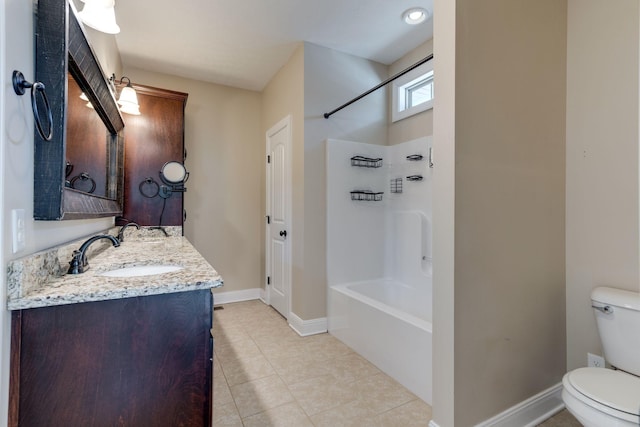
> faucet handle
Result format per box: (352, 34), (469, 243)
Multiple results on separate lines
(67, 250), (84, 274)
(67, 234), (119, 275)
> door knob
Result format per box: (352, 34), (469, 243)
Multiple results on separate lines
(279, 230), (287, 238)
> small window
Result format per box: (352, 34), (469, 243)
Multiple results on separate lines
(392, 61), (434, 122)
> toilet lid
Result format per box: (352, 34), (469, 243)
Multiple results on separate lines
(567, 367), (640, 416)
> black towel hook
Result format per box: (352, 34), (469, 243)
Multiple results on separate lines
(12, 70), (53, 141)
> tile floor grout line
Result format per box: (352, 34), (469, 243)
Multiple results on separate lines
(214, 351), (245, 425)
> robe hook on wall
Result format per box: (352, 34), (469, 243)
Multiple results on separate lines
(12, 70), (53, 141)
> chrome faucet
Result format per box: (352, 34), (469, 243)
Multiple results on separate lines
(67, 234), (120, 274)
(117, 221), (140, 242)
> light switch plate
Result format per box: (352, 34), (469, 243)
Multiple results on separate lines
(12, 209), (26, 253)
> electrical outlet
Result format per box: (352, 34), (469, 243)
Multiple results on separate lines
(11, 209), (26, 253)
(588, 352), (605, 368)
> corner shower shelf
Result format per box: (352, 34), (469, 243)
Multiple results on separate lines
(351, 156), (383, 168)
(351, 191), (384, 202)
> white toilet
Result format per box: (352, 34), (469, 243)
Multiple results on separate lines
(562, 286), (640, 426)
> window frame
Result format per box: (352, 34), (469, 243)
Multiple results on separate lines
(391, 60), (434, 122)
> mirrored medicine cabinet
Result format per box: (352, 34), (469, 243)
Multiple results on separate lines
(33, 0), (124, 220)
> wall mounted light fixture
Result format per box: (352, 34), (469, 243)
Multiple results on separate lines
(111, 75), (141, 115)
(77, 0), (120, 34)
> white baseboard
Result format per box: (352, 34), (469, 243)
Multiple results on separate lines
(212, 288), (262, 305)
(428, 421), (440, 427)
(475, 383), (564, 427)
(211, 291), (327, 338)
(288, 312), (328, 337)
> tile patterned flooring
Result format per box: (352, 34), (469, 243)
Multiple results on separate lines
(212, 300), (580, 426)
(213, 300), (432, 426)
(537, 409), (581, 427)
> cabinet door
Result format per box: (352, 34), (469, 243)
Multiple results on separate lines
(10, 290), (212, 427)
(121, 85), (188, 227)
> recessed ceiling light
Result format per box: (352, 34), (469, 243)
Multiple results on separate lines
(402, 7), (429, 25)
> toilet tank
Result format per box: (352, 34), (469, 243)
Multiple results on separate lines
(591, 286), (640, 376)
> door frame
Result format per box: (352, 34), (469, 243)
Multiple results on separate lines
(265, 115), (292, 319)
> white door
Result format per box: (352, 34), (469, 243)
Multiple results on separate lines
(266, 116), (292, 318)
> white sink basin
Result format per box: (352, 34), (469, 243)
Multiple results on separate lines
(100, 265), (184, 278)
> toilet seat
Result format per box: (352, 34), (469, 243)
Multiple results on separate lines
(563, 367), (640, 424)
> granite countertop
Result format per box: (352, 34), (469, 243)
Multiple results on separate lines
(7, 231), (223, 310)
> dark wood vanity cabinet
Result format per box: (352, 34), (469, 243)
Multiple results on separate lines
(120, 84), (188, 227)
(9, 290), (212, 427)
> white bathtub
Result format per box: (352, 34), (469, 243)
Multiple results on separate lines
(328, 278), (432, 404)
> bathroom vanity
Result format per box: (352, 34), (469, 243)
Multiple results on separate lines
(7, 232), (223, 427)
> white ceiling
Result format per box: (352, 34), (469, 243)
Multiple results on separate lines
(113, 0), (434, 92)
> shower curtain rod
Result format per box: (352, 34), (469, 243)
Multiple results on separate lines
(323, 53), (434, 119)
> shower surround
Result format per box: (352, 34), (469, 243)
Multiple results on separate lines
(326, 136), (433, 403)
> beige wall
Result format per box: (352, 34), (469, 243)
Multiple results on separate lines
(302, 43), (387, 320)
(388, 39), (434, 144)
(433, 1), (640, 425)
(122, 67), (263, 295)
(261, 44), (305, 313)
(565, 0), (640, 371)
(261, 43), (387, 321)
(433, 1), (568, 425)
(431, 0), (456, 424)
